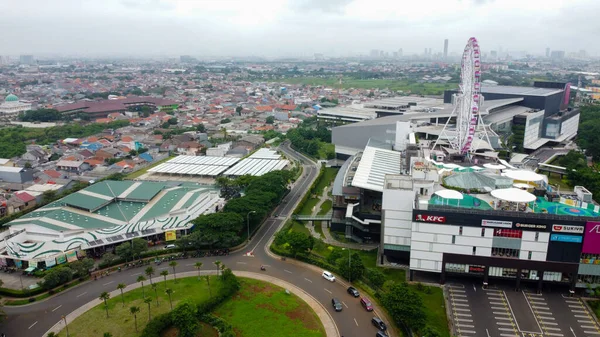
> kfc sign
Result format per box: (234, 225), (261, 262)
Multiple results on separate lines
(415, 214), (446, 223)
(552, 225), (584, 234)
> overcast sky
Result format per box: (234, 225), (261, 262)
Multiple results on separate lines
(1, 0), (597, 58)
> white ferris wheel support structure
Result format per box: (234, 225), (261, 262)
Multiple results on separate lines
(434, 37), (494, 157)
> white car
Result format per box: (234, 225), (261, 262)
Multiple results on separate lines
(322, 271), (335, 282)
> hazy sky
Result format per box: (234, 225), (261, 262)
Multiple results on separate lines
(1, 0), (598, 58)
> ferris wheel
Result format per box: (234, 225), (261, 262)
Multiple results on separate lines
(435, 37), (490, 156)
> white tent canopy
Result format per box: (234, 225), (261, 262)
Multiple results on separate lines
(513, 183), (533, 189)
(491, 188), (536, 203)
(434, 189), (464, 200)
(483, 163), (506, 170)
(503, 170), (545, 182)
(443, 163), (462, 169)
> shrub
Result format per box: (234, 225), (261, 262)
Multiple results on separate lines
(28, 297), (35, 303)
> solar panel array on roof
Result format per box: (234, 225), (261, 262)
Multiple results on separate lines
(141, 229), (156, 235)
(223, 158), (289, 176)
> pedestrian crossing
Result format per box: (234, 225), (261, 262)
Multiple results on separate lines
(448, 286), (477, 337)
(524, 291), (562, 337)
(562, 296), (600, 336)
(486, 289), (521, 337)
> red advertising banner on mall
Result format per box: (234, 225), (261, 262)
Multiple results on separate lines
(583, 221), (600, 254)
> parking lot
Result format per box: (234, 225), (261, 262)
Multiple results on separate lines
(446, 280), (600, 337)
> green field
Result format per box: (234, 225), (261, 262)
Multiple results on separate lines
(298, 197), (320, 215)
(57, 276), (222, 337)
(545, 173), (574, 190)
(314, 168), (339, 195)
(214, 278), (325, 337)
(273, 77), (457, 95)
(418, 286), (450, 337)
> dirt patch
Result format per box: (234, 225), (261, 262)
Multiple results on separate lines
(161, 326), (179, 337)
(285, 301), (321, 331)
(257, 302), (277, 311)
(245, 282), (276, 297)
(233, 327), (243, 337)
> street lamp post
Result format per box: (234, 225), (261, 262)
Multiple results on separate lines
(247, 211), (256, 242)
(62, 315), (70, 337)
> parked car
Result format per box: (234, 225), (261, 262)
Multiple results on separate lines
(372, 317), (387, 331)
(331, 298), (343, 312)
(322, 271), (335, 282)
(164, 244), (176, 249)
(376, 330), (388, 337)
(347, 286), (360, 297)
(360, 297), (374, 311)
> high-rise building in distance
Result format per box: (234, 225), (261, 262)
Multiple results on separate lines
(443, 39), (448, 59)
(19, 55), (34, 65)
(546, 47), (550, 58)
(550, 50), (565, 60)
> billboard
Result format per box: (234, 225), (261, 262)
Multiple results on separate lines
(415, 214), (446, 223)
(56, 254), (67, 265)
(165, 230), (177, 241)
(552, 225), (584, 234)
(583, 221), (600, 254)
(550, 234), (583, 243)
(482, 219), (512, 228)
(66, 251), (78, 263)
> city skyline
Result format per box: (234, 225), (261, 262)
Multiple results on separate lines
(1, 0), (599, 57)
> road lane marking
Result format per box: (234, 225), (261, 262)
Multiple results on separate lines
(236, 262), (247, 265)
(324, 288), (332, 294)
(130, 272), (142, 276)
(354, 318), (358, 326)
(76, 292), (87, 297)
(52, 305), (62, 312)
(304, 278), (312, 283)
(103, 281), (114, 286)
(250, 221), (277, 252)
(28, 321), (37, 329)
(284, 269), (292, 274)
(342, 301), (348, 308)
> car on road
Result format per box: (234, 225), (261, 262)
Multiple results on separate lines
(376, 330), (388, 337)
(322, 271), (335, 282)
(371, 317), (387, 331)
(331, 298), (343, 312)
(164, 244), (176, 249)
(360, 297), (374, 311)
(347, 286), (360, 297)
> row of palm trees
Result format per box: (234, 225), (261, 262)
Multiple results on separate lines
(95, 260), (225, 333)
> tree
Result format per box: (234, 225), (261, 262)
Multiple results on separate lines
(380, 282), (427, 331)
(337, 252), (365, 282)
(196, 123), (206, 133)
(195, 262), (203, 280)
(285, 231), (314, 257)
(145, 266), (155, 285)
(99, 292), (111, 318)
(214, 260), (221, 277)
(130, 306), (140, 332)
(70, 257), (95, 278)
(168, 117), (178, 125)
(165, 288), (174, 310)
(220, 118), (231, 124)
(137, 275), (147, 298)
(189, 212), (245, 248)
(144, 297), (153, 321)
(169, 261), (178, 282)
(365, 268), (386, 289)
(421, 325), (442, 337)
(160, 270), (169, 288)
(103, 333), (113, 337)
(172, 300), (199, 337)
(101, 253), (117, 266)
(24, 162), (32, 169)
(42, 190), (57, 204)
(205, 275), (212, 298)
(117, 239), (148, 262)
(266, 116), (275, 124)
(151, 283), (159, 306)
(117, 283), (127, 307)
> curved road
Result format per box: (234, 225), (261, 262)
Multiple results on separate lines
(2, 142), (388, 337)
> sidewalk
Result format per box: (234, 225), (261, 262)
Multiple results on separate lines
(305, 186), (379, 251)
(44, 270), (339, 337)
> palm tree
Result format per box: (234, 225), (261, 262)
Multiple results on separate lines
(117, 283), (126, 307)
(160, 270), (169, 288)
(165, 288), (174, 310)
(130, 306), (140, 332)
(137, 275), (147, 298)
(169, 261), (178, 282)
(220, 264), (226, 279)
(145, 266), (155, 285)
(195, 262), (203, 280)
(205, 275), (212, 298)
(99, 291), (110, 318)
(151, 283), (159, 306)
(214, 260), (221, 277)
(103, 333), (113, 337)
(144, 297), (152, 321)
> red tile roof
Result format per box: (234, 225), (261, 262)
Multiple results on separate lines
(15, 191), (36, 203)
(255, 105), (273, 112)
(43, 170), (61, 178)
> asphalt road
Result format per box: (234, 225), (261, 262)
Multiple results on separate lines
(1, 142), (387, 337)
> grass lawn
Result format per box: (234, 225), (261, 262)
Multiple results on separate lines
(290, 221), (310, 235)
(545, 173), (574, 190)
(413, 286), (450, 337)
(299, 197), (320, 215)
(214, 278), (325, 337)
(56, 276), (222, 337)
(318, 200), (332, 215)
(314, 168), (338, 195)
(125, 155), (175, 180)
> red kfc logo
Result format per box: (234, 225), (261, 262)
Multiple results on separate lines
(415, 214), (446, 223)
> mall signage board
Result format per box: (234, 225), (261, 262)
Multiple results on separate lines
(515, 223), (547, 230)
(415, 214), (446, 223)
(481, 219), (512, 228)
(552, 225), (584, 234)
(583, 221), (600, 254)
(550, 234), (583, 243)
